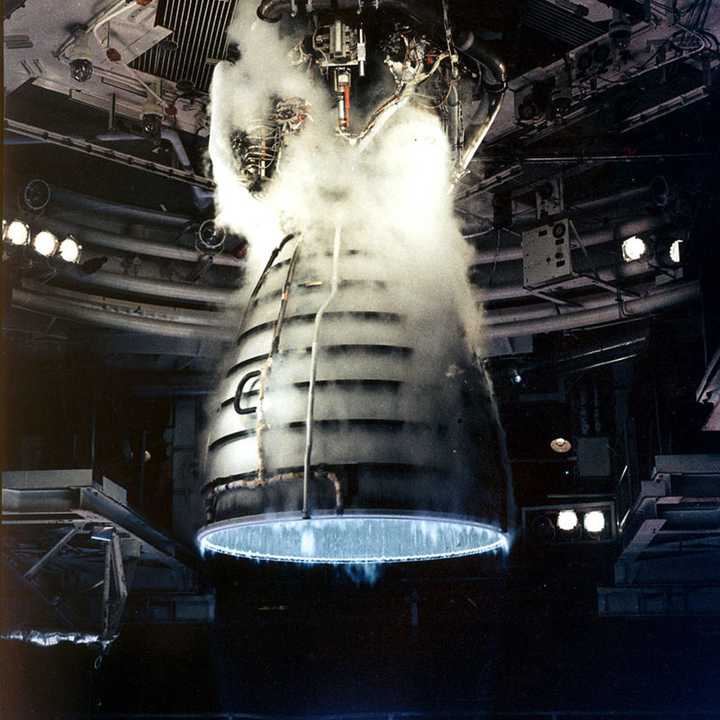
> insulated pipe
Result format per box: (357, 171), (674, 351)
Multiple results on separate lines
(20, 281), (233, 328)
(484, 281), (699, 338)
(59, 267), (234, 306)
(468, 215), (672, 265)
(12, 289), (232, 341)
(13, 280), (696, 348)
(47, 186), (192, 228)
(10, 278), (676, 337)
(40, 217), (243, 268)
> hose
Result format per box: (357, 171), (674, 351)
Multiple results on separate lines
(302, 223), (342, 519)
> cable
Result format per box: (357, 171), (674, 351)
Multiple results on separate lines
(92, 1), (134, 48)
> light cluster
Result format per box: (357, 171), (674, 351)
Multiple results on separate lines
(2, 219), (82, 264)
(524, 501), (615, 545)
(555, 508), (606, 535)
(621, 233), (684, 265)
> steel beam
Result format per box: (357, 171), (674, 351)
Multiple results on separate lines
(4, 118), (216, 191)
(24, 526), (82, 580)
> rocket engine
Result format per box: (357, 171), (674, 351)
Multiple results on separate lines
(198, 0), (510, 564)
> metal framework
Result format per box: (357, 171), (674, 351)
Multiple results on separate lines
(2, 469), (212, 644)
(5, 118), (216, 191)
(599, 455), (720, 616)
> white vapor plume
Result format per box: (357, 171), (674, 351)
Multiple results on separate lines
(208, 4), (484, 353)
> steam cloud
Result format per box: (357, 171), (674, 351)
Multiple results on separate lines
(208, 3), (483, 352)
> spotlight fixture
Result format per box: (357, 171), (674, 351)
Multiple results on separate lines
(68, 33), (94, 83)
(550, 437), (572, 454)
(557, 509), (579, 532)
(23, 179), (51, 212)
(583, 510), (606, 534)
(32, 230), (59, 257)
(669, 239), (683, 264)
(141, 92), (164, 140)
(196, 219), (226, 255)
(59, 235), (82, 264)
(4, 219), (31, 246)
(522, 502), (616, 544)
(510, 369), (523, 385)
(621, 235), (646, 262)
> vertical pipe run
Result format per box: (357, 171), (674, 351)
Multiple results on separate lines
(302, 224), (343, 519)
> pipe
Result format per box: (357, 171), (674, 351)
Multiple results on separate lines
(508, 187), (658, 233)
(484, 281), (699, 338)
(473, 256), (654, 302)
(456, 41), (506, 171)
(21, 281), (232, 328)
(256, 0), (289, 21)
(40, 217), (243, 268)
(59, 266), (234, 306)
(47, 186), (193, 228)
(13, 281), (696, 347)
(257, 0), (440, 26)
(303, 223), (342, 520)
(12, 288), (232, 341)
(468, 215), (672, 265)
(446, 83), (462, 163)
(4, 134), (44, 145)
(483, 286), (643, 326)
(481, 284), (655, 326)
(254, 0), (505, 171)
(95, 130), (214, 210)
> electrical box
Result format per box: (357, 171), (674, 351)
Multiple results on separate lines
(522, 218), (574, 289)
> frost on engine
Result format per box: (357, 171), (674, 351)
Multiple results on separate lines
(201, 0), (511, 565)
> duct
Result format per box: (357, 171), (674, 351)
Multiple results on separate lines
(484, 281), (700, 338)
(12, 288), (232, 341)
(469, 215), (670, 265)
(47, 186), (193, 229)
(40, 217), (243, 268)
(199, 230), (509, 564)
(95, 130), (214, 210)
(57, 266), (234, 306)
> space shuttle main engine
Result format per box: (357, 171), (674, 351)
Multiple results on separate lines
(198, 0), (510, 564)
